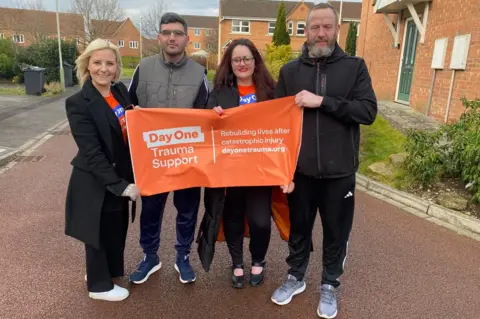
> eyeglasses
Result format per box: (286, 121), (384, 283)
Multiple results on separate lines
(160, 30), (186, 37)
(231, 56), (254, 65)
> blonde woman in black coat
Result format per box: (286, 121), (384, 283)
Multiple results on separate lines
(65, 38), (140, 301)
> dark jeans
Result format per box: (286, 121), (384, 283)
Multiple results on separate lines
(223, 186), (272, 265)
(85, 194), (128, 292)
(140, 187), (200, 257)
(286, 173), (355, 288)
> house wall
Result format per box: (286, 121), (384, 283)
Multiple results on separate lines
(219, 2), (357, 58)
(358, 0), (480, 122)
(107, 19), (142, 58)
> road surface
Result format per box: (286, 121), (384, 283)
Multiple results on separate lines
(1, 128), (479, 319)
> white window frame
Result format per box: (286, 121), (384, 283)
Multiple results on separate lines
(118, 40), (124, 47)
(288, 21), (293, 35)
(0, 33), (4, 39)
(268, 22), (276, 35)
(232, 20), (250, 34)
(194, 28), (200, 36)
(296, 21), (305, 36)
(194, 42), (201, 49)
(13, 34), (25, 43)
(129, 41), (138, 49)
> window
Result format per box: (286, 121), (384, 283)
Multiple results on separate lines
(118, 40), (124, 47)
(205, 29), (210, 36)
(268, 22), (276, 35)
(194, 42), (200, 49)
(0, 34), (4, 39)
(129, 41), (138, 49)
(207, 42), (215, 50)
(296, 22), (305, 36)
(232, 20), (250, 33)
(13, 34), (24, 43)
(75, 38), (81, 45)
(288, 22), (293, 35)
(194, 28), (200, 36)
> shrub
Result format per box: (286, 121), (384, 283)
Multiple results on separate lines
(264, 44), (293, 80)
(405, 98), (480, 201)
(0, 39), (16, 79)
(14, 39), (78, 84)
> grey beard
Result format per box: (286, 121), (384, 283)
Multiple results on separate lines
(308, 44), (334, 58)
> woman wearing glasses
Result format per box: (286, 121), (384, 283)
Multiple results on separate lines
(197, 38), (294, 289)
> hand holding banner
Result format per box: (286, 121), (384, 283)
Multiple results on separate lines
(126, 96), (302, 196)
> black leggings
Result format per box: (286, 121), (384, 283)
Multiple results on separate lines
(223, 186), (272, 266)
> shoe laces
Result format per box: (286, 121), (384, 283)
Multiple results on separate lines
(321, 286), (336, 305)
(279, 276), (299, 293)
(135, 255), (154, 273)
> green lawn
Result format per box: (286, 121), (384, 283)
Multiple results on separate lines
(207, 70), (215, 81)
(0, 86), (26, 95)
(122, 68), (136, 78)
(359, 115), (412, 189)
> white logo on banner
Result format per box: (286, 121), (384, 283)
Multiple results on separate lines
(143, 126), (205, 148)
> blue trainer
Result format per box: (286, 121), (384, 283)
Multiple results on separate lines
(129, 254), (162, 284)
(174, 254), (196, 284)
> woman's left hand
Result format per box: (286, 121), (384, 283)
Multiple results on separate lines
(281, 181), (295, 194)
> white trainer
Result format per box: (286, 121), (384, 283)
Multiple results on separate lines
(88, 284), (129, 301)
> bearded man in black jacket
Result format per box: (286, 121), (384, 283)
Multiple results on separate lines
(270, 3), (377, 319)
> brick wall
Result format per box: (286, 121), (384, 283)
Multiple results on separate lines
(108, 19), (141, 58)
(358, 0), (480, 122)
(219, 1), (357, 59)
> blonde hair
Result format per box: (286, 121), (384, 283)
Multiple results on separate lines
(75, 38), (123, 86)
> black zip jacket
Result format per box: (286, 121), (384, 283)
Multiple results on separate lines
(275, 43), (377, 178)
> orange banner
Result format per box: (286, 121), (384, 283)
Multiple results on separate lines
(125, 96), (303, 196)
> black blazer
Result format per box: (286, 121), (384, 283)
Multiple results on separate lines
(64, 78), (136, 249)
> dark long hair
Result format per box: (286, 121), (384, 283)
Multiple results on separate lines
(213, 38), (276, 102)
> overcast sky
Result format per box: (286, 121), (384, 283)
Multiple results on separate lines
(0, 0), (362, 22)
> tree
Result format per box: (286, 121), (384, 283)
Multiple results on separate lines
(205, 29), (218, 68)
(141, 0), (167, 39)
(70, 0), (124, 43)
(138, 0), (167, 56)
(272, 2), (290, 46)
(3, 0), (47, 43)
(345, 22), (358, 56)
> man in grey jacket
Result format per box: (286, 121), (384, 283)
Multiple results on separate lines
(128, 12), (209, 285)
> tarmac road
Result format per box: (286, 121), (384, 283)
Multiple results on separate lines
(1, 130), (480, 319)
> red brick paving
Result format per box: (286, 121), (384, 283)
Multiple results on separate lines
(1, 134), (480, 319)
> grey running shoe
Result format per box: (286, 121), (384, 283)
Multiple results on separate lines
(271, 274), (306, 305)
(317, 284), (338, 318)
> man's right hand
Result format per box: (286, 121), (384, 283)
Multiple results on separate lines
(213, 106), (224, 116)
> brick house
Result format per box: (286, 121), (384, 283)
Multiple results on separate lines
(0, 7), (156, 62)
(217, 0), (362, 62)
(0, 7), (84, 47)
(182, 15), (219, 67)
(357, 0), (479, 122)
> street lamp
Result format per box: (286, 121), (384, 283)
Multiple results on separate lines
(140, 16), (143, 60)
(55, 0), (65, 92)
(337, 0), (344, 43)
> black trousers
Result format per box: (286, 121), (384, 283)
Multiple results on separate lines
(85, 194), (129, 293)
(223, 186), (272, 266)
(286, 173), (355, 288)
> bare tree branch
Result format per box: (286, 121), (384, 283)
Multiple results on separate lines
(141, 0), (167, 39)
(70, 0), (125, 43)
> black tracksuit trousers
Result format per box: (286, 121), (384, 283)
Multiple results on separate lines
(286, 172), (355, 288)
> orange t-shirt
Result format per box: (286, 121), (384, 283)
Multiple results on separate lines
(238, 85), (257, 105)
(105, 94), (127, 143)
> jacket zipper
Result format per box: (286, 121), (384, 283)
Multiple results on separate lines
(167, 67), (173, 106)
(315, 62), (327, 177)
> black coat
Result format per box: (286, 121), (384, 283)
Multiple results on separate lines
(64, 78), (136, 250)
(276, 43), (377, 178)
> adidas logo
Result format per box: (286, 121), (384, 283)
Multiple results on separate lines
(344, 191), (353, 199)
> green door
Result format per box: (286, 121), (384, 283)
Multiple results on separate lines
(397, 20), (419, 102)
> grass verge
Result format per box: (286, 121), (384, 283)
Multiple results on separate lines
(359, 115), (412, 189)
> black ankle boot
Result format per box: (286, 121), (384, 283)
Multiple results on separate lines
(249, 261), (266, 287)
(231, 264), (245, 289)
